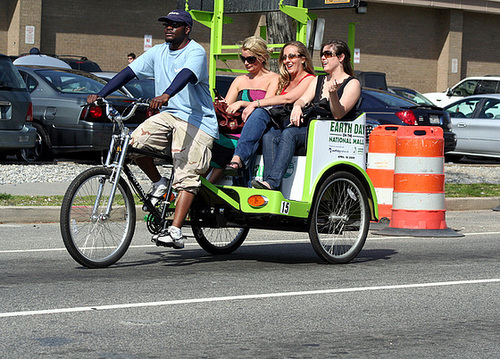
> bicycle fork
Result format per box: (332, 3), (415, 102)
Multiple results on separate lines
(92, 133), (131, 221)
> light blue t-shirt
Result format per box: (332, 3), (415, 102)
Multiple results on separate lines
(129, 40), (218, 139)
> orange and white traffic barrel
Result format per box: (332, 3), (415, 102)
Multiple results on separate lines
(366, 125), (400, 221)
(376, 126), (462, 237)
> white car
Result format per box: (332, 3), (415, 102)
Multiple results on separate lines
(424, 76), (500, 107)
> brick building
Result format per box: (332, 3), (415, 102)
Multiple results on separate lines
(1, 0), (499, 93)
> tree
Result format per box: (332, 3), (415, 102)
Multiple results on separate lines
(265, 11), (295, 72)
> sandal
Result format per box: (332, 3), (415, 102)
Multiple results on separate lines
(224, 161), (244, 177)
(251, 179), (272, 190)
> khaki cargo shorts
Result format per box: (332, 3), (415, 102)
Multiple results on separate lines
(130, 111), (214, 194)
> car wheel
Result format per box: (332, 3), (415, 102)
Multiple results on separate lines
(18, 123), (53, 162)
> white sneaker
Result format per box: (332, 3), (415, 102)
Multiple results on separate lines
(148, 177), (169, 207)
(152, 227), (184, 249)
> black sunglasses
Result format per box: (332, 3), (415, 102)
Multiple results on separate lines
(240, 55), (258, 64)
(320, 50), (337, 58)
(281, 53), (302, 61)
(163, 21), (186, 28)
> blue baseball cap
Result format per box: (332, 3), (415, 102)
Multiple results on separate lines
(158, 9), (193, 27)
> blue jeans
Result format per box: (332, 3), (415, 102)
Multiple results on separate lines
(261, 125), (307, 190)
(233, 108), (273, 167)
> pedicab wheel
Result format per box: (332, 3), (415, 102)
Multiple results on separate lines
(60, 167), (136, 268)
(309, 171), (369, 264)
(191, 226), (249, 255)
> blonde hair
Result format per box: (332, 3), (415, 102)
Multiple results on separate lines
(277, 41), (315, 94)
(239, 36), (273, 66)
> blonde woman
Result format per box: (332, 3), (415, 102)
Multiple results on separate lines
(225, 41), (316, 176)
(208, 36), (279, 183)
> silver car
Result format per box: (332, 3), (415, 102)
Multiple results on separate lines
(0, 54), (36, 159)
(16, 66), (149, 161)
(444, 94), (500, 159)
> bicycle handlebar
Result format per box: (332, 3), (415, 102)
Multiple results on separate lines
(92, 97), (151, 122)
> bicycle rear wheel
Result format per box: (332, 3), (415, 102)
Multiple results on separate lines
(60, 167), (136, 268)
(309, 171), (369, 264)
(192, 226), (249, 255)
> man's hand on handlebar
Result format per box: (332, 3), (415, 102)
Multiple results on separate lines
(150, 94), (170, 110)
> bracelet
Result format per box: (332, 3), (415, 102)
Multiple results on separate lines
(256, 99), (261, 108)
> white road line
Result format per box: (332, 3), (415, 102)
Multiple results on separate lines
(1, 278), (499, 318)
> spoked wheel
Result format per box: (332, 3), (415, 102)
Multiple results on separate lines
(60, 167), (136, 268)
(191, 225), (249, 255)
(309, 171), (370, 264)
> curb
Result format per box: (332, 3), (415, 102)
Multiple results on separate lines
(1, 198), (500, 224)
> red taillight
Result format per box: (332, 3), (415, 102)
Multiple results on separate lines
(89, 105), (103, 118)
(396, 110), (417, 125)
(25, 102), (33, 122)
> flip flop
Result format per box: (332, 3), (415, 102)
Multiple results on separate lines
(224, 161), (243, 177)
(251, 179), (272, 190)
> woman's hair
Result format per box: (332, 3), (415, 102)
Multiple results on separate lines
(277, 41), (315, 94)
(321, 39), (354, 77)
(239, 36), (272, 66)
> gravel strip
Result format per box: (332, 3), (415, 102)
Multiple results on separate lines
(0, 162), (499, 186)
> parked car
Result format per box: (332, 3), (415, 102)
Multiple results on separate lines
(388, 86), (435, 107)
(423, 76), (500, 107)
(15, 53), (102, 72)
(94, 72), (155, 99)
(15, 66), (148, 161)
(358, 88), (457, 152)
(443, 94), (500, 160)
(0, 54), (37, 159)
(57, 55), (102, 72)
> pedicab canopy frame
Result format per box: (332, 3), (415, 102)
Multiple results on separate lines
(178, 0), (360, 97)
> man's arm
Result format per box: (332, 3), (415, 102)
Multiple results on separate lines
(87, 67), (136, 103)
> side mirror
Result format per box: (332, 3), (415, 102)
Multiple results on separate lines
(446, 88), (453, 96)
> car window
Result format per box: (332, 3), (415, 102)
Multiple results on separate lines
(475, 80), (500, 95)
(363, 90), (416, 108)
(36, 69), (123, 95)
(451, 80), (478, 97)
(480, 99), (500, 119)
(19, 72), (38, 93)
(124, 79), (155, 99)
(445, 98), (482, 118)
(0, 58), (27, 90)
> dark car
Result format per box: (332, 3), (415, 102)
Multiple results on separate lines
(15, 66), (148, 161)
(358, 88), (457, 152)
(57, 55), (102, 72)
(0, 54), (37, 159)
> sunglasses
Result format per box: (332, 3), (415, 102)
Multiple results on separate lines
(240, 55), (258, 64)
(163, 21), (186, 28)
(320, 50), (337, 58)
(281, 53), (302, 61)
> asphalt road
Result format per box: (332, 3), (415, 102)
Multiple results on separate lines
(1, 210), (499, 358)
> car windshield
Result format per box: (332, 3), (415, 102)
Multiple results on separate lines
(365, 90), (416, 108)
(36, 69), (123, 95)
(0, 58), (27, 90)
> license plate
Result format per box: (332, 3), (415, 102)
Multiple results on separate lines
(429, 114), (440, 124)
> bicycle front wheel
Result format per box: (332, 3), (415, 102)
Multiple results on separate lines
(60, 167), (136, 268)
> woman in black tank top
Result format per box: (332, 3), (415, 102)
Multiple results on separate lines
(253, 40), (361, 191)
